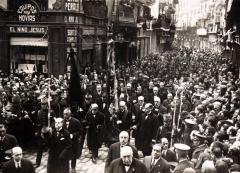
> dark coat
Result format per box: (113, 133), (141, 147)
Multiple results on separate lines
(93, 91), (103, 110)
(143, 156), (171, 173)
(162, 98), (172, 113)
(135, 112), (159, 153)
(86, 111), (104, 150)
(2, 159), (35, 173)
(161, 149), (177, 162)
(173, 160), (194, 173)
(132, 103), (145, 137)
(115, 110), (133, 131)
(63, 117), (82, 158)
(108, 158), (148, 173)
(152, 105), (167, 126)
(133, 103), (145, 120)
(155, 125), (172, 143)
(105, 142), (139, 169)
(47, 128), (72, 173)
(0, 134), (18, 164)
(0, 134), (18, 152)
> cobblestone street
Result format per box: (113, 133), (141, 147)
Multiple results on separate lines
(24, 145), (109, 173)
(24, 139), (136, 173)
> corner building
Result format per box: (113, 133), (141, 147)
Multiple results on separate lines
(0, 0), (108, 76)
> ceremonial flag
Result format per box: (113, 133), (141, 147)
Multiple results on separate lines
(68, 48), (83, 106)
(107, 39), (119, 110)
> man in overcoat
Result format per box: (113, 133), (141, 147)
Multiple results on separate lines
(63, 108), (82, 173)
(134, 103), (159, 156)
(47, 118), (72, 173)
(85, 103), (104, 163)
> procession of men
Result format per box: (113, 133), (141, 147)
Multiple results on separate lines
(1, 46), (240, 173)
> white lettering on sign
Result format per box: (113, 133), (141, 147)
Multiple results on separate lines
(65, 2), (78, 11)
(19, 15), (35, 22)
(65, 0), (79, 11)
(9, 26), (47, 34)
(17, 27), (28, 32)
(29, 27), (45, 33)
(67, 29), (77, 36)
(17, 3), (38, 22)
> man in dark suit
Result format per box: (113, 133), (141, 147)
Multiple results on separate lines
(114, 101), (133, 132)
(143, 144), (171, 173)
(46, 117), (72, 173)
(85, 103), (104, 163)
(2, 146), (35, 173)
(161, 138), (177, 162)
(93, 84), (103, 111)
(105, 131), (139, 172)
(0, 124), (18, 167)
(63, 108), (83, 173)
(173, 143), (194, 173)
(134, 103), (159, 156)
(108, 146), (147, 173)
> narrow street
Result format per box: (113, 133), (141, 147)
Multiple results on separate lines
(25, 145), (108, 173)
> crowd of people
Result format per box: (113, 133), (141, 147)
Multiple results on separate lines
(0, 47), (240, 173)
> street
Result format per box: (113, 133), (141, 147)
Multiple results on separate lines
(25, 145), (108, 173)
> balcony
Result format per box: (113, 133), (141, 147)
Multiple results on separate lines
(82, 1), (107, 18)
(117, 1), (136, 25)
(152, 14), (171, 30)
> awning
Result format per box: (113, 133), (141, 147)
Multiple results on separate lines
(10, 37), (48, 47)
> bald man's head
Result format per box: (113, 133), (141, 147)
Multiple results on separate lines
(120, 146), (133, 166)
(119, 131), (129, 145)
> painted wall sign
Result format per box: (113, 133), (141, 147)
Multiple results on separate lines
(17, 3), (39, 22)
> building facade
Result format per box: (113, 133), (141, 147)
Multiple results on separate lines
(175, 0), (226, 51)
(0, 0), (108, 76)
(106, 0), (176, 63)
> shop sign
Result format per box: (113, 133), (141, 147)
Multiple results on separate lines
(17, 3), (39, 22)
(65, 0), (79, 11)
(49, 0), (79, 11)
(64, 15), (83, 23)
(197, 28), (207, 36)
(66, 28), (78, 56)
(9, 26), (47, 34)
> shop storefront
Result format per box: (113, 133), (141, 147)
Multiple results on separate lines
(0, 0), (108, 75)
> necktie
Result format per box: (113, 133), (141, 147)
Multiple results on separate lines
(151, 159), (155, 169)
(57, 131), (60, 137)
(16, 162), (21, 171)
